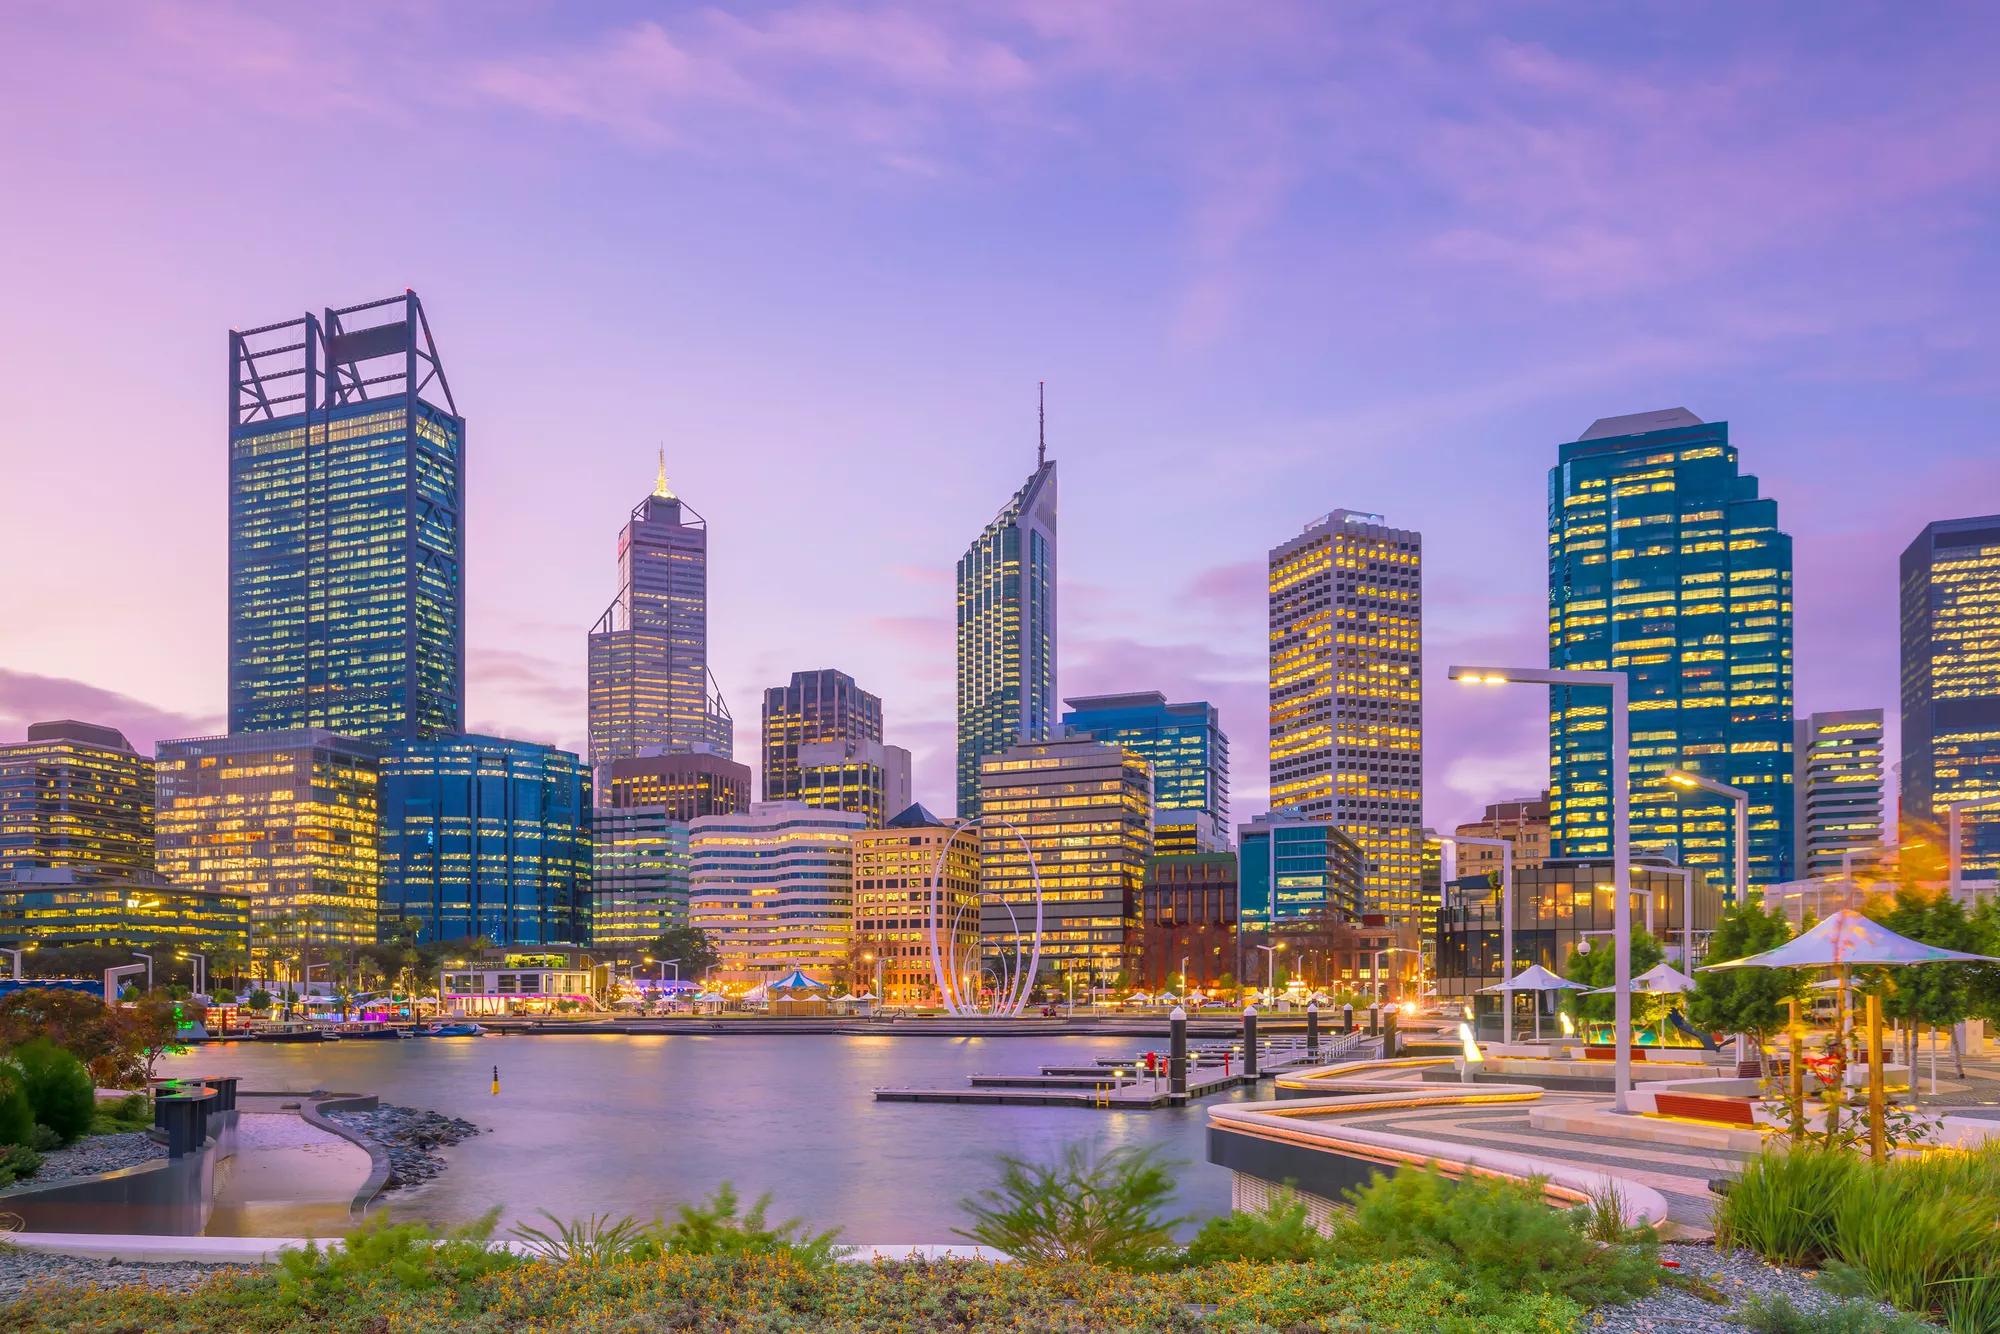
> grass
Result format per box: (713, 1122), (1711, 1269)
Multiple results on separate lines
(88, 1092), (153, 1137)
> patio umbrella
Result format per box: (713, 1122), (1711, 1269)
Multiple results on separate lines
(1585, 961), (1697, 995)
(1479, 964), (1588, 1040)
(1700, 908), (2000, 971)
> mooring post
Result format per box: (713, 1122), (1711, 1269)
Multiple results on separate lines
(1243, 1004), (1259, 1079)
(1169, 1005), (1188, 1097)
(1306, 1001), (1320, 1062)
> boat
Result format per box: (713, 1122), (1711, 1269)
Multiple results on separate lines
(338, 1024), (414, 1040)
(251, 1022), (339, 1043)
(417, 1022), (486, 1038)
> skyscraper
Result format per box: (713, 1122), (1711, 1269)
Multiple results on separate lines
(1794, 710), (1886, 880)
(690, 802), (865, 985)
(0, 720), (155, 877)
(761, 669), (910, 827)
(228, 292), (463, 741)
(1548, 409), (1794, 899)
(1901, 515), (2000, 881)
(1267, 510), (1423, 921)
(601, 752), (751, 822)
(1063, 692), (1231, 852)
(592, 752), (748, 960)
(588, 456), (732, 765)
(956, 397), (1057, 817)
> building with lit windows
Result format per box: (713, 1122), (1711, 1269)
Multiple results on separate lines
(0, 721), (155, 878)
(588, 456), (733, 764)
(762, 670), (911, 827)
(1267, 510), (1422, 923)
(1062, 693), (1230, 853)
(600, 752), (750, 822)
(977, 736), (1149, 990)
(1901, 516), (2000, 883)
(852, 803), (979, 1006)
(1140, 851), (1237, 993)
(1794, 710), (1885, 880)
(956, 438), (1057, 818)
(1237, 809), (1364, 934)
(0, 867), (248, 952)
(1548, 409), (1794, 900)
(590, 809), (690, 961)
(1453, 792), (1554, 876)
(378, 736), (591, 948)
(690, 802), (865, 986)
(155, 731), (381, 970)
(228, 292), (463, 741)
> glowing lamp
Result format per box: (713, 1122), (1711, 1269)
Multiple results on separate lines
(1457, 1022), (1484, 1063)
(1559, 1011), (1575, 1037)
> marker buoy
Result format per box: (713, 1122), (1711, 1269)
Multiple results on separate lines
(491, 1064), (500, 1096)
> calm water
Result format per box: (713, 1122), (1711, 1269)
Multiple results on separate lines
(164, 1033), (1241, 1242)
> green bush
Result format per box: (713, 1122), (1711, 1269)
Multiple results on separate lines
(956, 1144), (1185, 1271)
(1732, 1291), (1931, 1334)
(660, 1182), (846, 1267)
(0, 1142), (42, 1187)
(0, 1059), (32, 1149)
(90, 1091), (152, 1135)
(274, 1208), (515, 1312)
(1713, 1147), (1859, 1266)
(11, 1039), (96, 1144)
(1181, 1185), (1334, 1266)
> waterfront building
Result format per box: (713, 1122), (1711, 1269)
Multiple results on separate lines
(0, 867), (248, 952)
(1452, 792), (1554, 879)
(1062, 693), (1230, 853)
(228, 292), (463, 741)
(1794, 710), (1886, 880)
(155, 730), (381, 968)
(0, 720), (155, 878)
(378, 736), (591, 948)
(1549, 409), (1794, 900)
(762, 669), (910, 827)
(591, 809), (690, 961)
(1236, 808), (1365, 938)
(1901, 515), (2000, 882)
(689, 802), (865, 986)
(977, 736), (1149, 990)
(588, 456), (733, 763)
(1140, 850), (1237, 993)
(956, 419), (1057, 818)
(440, 948), (597, 1017)
(1267, 510), (1423, 925)
(600, 752), (750, 822)
(851, 803), (980, 1006)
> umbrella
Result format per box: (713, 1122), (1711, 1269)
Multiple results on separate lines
(1700, 908), (2000, 971)
(1585, 961), (1696, 996)
(1125, 992), (1151, 1003)
(1479, 964), (1588, 1041)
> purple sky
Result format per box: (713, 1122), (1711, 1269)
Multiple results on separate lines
(3, 2), (1997, 827)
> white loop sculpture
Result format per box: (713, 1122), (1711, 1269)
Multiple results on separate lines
(926, 815), (1043, 1017)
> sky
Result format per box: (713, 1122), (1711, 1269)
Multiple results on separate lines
(2, 1), (1997, 828)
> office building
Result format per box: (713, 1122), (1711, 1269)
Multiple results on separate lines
(1140, 850), (1237, 993)
(0, 867), (248, 952)
(1267, 510), (1423, 922)
(956, 421), (1057, 818)
(762, 670), (911, 827)
(155, 731), (381, 967)
(378, 736), (591, 948)
(1063, 693), (1230, 853)
(1794, 710), (1886, 880)
(1452, 792), (1554, 878)
(689, 802), (865, 985)
(1549, 410), (1794, 900)
(0, 721), (155, 878)
(1901, 515), (2000, 882)
(228, 292), (463, 741)
(1236, 810), (1365, 935)
(600, 752), (750, 822)
(977, 736), (1149, 989)
(591, 809), (690, 961)
(588, 456), (733, 763)
(852, 803), (980, 1006)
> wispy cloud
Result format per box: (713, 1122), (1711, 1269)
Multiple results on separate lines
(0, 668), (220, 752)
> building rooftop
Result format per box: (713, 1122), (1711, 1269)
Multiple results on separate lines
(1577, 408), (1705, 441)
(19, 720), (137, 752)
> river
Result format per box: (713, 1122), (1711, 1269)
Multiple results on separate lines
(162, 1032), (1244, 1243)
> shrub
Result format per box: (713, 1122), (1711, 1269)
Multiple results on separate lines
(274, 1209), (515, 1311)
(0, 1143), (42, 1187)
(956, 1144), (1185, 1271)
(11, 1039), (96, 1144)
(1732, 1291), (1931, 1334)
(661, 1182), (846, 1267)
(510, 1210), (663, 1263)
(1713, 1147), (1859, 1266)
(91, 1092), (152, 1135)
(0, 1061), (32, 1149)
(1181, 1186), (1333, 1266)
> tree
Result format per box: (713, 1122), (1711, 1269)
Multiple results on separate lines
(646, 924), (720, 980)
(1865, 889), (1979, 1077)
(1688, 898), (1803, 1061)
(1560, 929), (1665, 1024)
(0, 987), (199, 1088)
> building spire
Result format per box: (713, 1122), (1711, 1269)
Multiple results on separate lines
(1037, 380), (1046, 469)
(653, 445), (675, 499)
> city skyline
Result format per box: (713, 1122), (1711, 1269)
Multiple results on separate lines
(4, 4), (1998, 829)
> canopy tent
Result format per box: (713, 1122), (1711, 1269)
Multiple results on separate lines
(852, 991), (878, 1001)
(832, 993), (859, 1003)
(740, 983), (770, 1004)
(1155, 991), (1179, 1004)
(1480, 964), (1588, 1041)
(1701, 908), (2000, 971)
(769, 969), (831, 993)
(1585, 961), (1697, 996)
(1184, 989), (1209, 1004)
(1125, 992), (1152, 1003)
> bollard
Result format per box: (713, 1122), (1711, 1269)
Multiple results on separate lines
(1243, 1005), (1260, 1079)
(1368, 1004), (1380, 1036)
(1384, 1008), (1399, 1059)
(1306, 1002), (1320, 1062)
(1169, 1006), (1188, 1097)
(492, 1065), (500, 1096)
(1342, 1003), (1355, 1034)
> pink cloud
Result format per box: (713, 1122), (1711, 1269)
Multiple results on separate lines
(0, 668), (221, 753)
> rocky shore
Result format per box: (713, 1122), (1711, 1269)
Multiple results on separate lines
(323, 1103), (481, 1191)
(0, 1249), (237, 1300)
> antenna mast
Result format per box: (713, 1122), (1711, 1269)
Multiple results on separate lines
(1037, 380), (1046, 468)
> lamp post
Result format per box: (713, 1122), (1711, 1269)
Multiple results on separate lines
(1180, 954), (1190, 995)
(1254, 942), (1284, 1000)
(1434, 834), (1514, 1043)
(132, 951), (154, 992)
(1947, 797), (2000, 896)
(180, 950), (209, 997)
(2, 943), (36, 982)
(1664, 769), (1749, 908)
(1454, 663), (1634, 1113)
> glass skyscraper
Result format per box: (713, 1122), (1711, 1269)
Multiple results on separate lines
(762, 669), (909, 828)
(1548, 409), (1794, 899)
(1236, 811), (1365, 931)
(1062, 692), (1230, 852)
(1901, 514), (2000, 880)
(228, 292), (463, 741)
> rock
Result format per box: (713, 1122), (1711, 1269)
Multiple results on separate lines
(323, 1102), (481, 1195)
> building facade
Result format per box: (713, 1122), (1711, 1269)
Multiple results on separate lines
(977, 736), (1150, 990)
(1140, 850), (1237, 993)
(228, 292), (463, 741)
(1794, 710), (1886, 880)
(0, 721), (155, 878)
(1549, 410), (1795, 900)
(689, 802), (865, 986)
(591, 809), (690, 961)
(0, 867), (248, 952)
(762, 670), (910, 827)
(1236, 809), (1367, 983)
(588, 459), (732, 764)
(1267, 510), (1423, 923)
(851, 804), (980, 1006)
(1452, 792), (1554, 877)
(1062, 693), (1231, 853)
(378, 736), (592, 948)
(1901, 515), (2000, 882)
(600, 752), (750, 822)
(956, 452), (1057, 817)
(155, 730), (381, 967)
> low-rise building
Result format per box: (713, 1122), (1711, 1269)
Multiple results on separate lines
(0, 867), (248, 951)
(851, 803), (978, 1006)
(1140, 851), (1236, 992)
(440, 948), (597, 1016)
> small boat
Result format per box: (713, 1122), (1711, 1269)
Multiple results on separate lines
(339, 1024), (414, 1040)
(417, 1022), (486, 1038)
(252, 1022), (339, 1043)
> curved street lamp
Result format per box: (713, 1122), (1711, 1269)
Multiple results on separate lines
(1663, 769), (1749, 908)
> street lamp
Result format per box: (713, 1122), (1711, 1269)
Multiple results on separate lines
(131, 951), (154, 992)
(1254, 942), (1285, 1000)
(1180, 954), (1190, 995)
(860, 951), (881, 1004)
(179, 950), (209, 997)
(1664, 769), (1749, 908)
(3, 942), (36, 982)
(1453, 662), (1635, 1113)
(1434, 833), (1515, 1043)
(1947, 797), (2000, 896)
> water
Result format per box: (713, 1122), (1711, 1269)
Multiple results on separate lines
(163, 1033), (1240, 1242)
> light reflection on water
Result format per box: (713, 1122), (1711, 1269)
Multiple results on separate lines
(164, 1033), (1243, 1242)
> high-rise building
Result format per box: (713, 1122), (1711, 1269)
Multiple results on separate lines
(1901, 515), (2000, 880)
(228, 292), (463, 741)
(591, 809), (691, 961)
(588, 456), (733, 764)
(956, 417), (1057, 818)
(0, 721), (155, 878)
(1549, 410), (1794, 900)
(1062, 693), (1231, 853)
(852, 803), (980, 1006)
(1236, 810), (1365, 933)
(1453, 792), (1554, 878)
(601, 752), (751, 822)
(977, 735), (1149, 989)
(378, 736), (592, 948)
(690, 802), (865, 985)
(1794, 710), (1886, 880)
(0, 868), (248, 954)
(1267, 510), (1423, 920)
(1140, 850), (1237, 993)
(761, 670), (910, 827)
(155, 731), (381, 967)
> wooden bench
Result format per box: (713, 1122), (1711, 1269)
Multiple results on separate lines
(1583, 1045), (1649, 1062)
(1653, 1092), (1758, 1127)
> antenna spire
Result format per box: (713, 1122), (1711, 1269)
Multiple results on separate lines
(1037, 380), (1046, 468)
(653, 445), (675, 499)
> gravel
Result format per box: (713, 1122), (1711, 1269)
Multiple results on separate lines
(323, 1102), (481, 1191)
(1585, 1242), (1933, 1332)
(0, 1132), (164, 1197)
(0, 1245), (239, 1298)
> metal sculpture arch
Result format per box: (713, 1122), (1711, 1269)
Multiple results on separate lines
(926, 815), (1043, 1017)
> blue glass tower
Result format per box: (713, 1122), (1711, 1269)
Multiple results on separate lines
(1062, 692), (1230, 852)
(379, 736), (591, 947)
(1236, 811), (1364, 931)
(228, 292), (463, 741)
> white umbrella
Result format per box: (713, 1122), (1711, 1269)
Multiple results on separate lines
(1480, 964), (1588, 1040)
(1585, 961), (1696, 996)
(1700, 908), (2000, 971)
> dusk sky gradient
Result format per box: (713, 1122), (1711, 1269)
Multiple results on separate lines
(3, 2), (1997, 827)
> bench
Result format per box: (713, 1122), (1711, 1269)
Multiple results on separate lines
(1583, 1045), (1649, 1062)
(1653, 1092), (1758, 1127)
